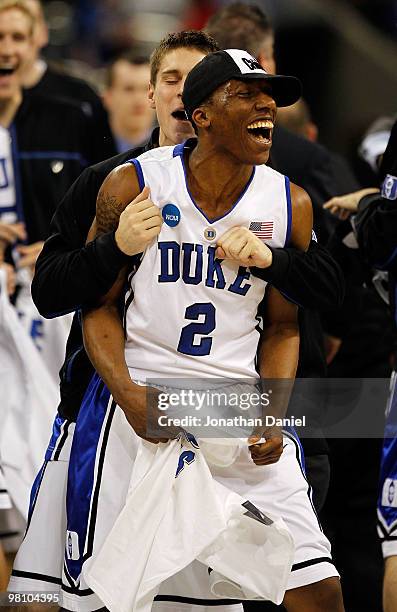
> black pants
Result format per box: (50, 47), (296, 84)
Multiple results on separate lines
(320, 438), (383, 612)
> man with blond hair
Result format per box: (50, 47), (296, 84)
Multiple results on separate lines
(0, 0), (111, 265)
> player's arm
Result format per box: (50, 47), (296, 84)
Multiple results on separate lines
(287, 182), (313, 252)
(249, 185), (312, 465)
(82, 165), (165, 442)
(222, 181), (344, 311)
(32, 163), (161, 318)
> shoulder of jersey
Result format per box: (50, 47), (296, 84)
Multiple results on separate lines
(257, 163), (288, 182)
(135, 144), (177, 164)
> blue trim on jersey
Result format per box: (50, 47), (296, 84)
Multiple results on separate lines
(378, 378), (397, 531)
(18, 151), (87, 165)
(27, 461), (47, 527)
(173, 142), (185, 157)
(178, 149), (256, 225)
(127, 158), (145, 191)
(65, 374), (111, 582)
(283, 427), (306, 472)
(0, 205), (19, 214)
(9, 123), (26, 229)
(284, 176), (292, 246)
(27, 414), (68, 526)
(45, 414), (67, 461)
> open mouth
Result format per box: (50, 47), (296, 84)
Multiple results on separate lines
(0, 66), (16, 76)
(247, 119), (274, 144)
(171, 109), (189, 121)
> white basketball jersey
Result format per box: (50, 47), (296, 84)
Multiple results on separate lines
(124, 141), (292, 381)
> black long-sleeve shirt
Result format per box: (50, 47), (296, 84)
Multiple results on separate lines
(354, 119), (397, 326)
(32, 128), (344, 422)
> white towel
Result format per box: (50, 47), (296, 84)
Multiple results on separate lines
(84, 434), (294, 612)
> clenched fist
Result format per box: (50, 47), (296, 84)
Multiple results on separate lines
(115, 186), (162, 256)
(216, 226), (273, 269)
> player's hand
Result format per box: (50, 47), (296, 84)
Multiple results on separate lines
(0, 222), (26, 259)
(216, 226), (273, 269)
(115, 186), (162, 256)
(120, 383), (179, 444)
(323, 188), (379, 219)
(16, 241), (44, 271)
(248, 426), (283, 466)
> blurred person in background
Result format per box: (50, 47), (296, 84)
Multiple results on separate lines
(355, 115), (396, 187)
(276, 58), (393, 612)
(323, 118), (397, 612)
(102, 52), (155, 153)
(20, 0), (116, 153)
(277, 98), (360, 197)
(320, 139), (395, 612)
(0, 0), (113, 272)
(277, 98), (318, 142)
(0, 0), (114, 567)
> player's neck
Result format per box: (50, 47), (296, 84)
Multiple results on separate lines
(0, 91), (22, 128)
(186, 144), (254, 219)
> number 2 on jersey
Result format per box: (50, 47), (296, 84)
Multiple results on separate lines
(177, 303), (216, 356)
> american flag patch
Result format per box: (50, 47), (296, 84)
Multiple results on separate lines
(249, 221), (273, 240)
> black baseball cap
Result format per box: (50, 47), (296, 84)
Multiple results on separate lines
(182, 49), (302, 120)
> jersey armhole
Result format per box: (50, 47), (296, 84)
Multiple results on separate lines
(284, 175), (292, 247)
(126, 158), (145, 191)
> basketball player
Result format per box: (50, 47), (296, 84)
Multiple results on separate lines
(9, 32), (343, 611)
(76, 50), (344, 611)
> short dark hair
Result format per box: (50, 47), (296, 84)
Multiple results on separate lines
(205, 3), (272, 57)
(105, 52), (150, 89)
(150, 30), (219, 85)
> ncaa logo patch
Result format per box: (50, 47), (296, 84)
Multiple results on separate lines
(204, 227), (217, 241)
(162, 203), (181, 227)
(381, 174), (397, 201)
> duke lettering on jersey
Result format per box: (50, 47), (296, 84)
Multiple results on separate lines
(158, 241), (251, 296)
